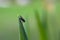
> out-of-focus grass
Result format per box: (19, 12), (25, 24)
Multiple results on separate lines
(35, 10), (47, 40)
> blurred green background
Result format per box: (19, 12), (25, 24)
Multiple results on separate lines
(0, 1), (43, 40)
(0, 0), (60, 40)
